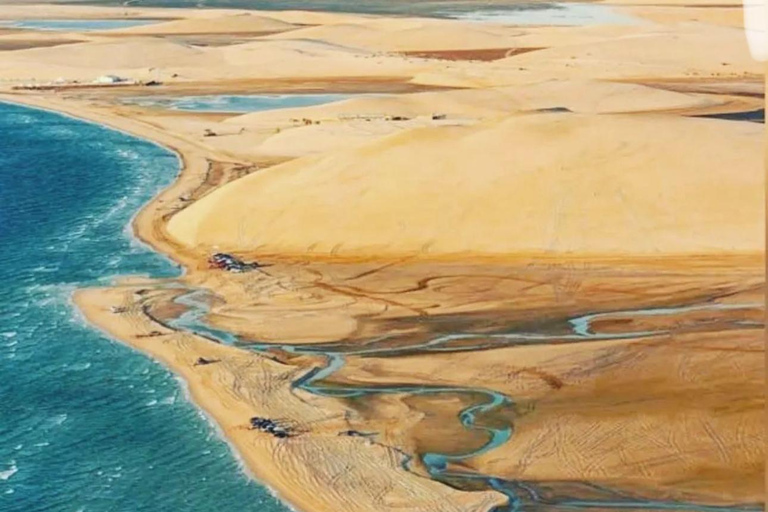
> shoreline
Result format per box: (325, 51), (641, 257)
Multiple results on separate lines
(73, 287), (311, 512)
(2, 89), (763, 511)
(72, 285), (506, 512)
(6, 92), (758, 266)
(0, 1), (762, 505)
(0, 92), (508, 512)
(5, 92), (762, 512)
(0, 92), (222, 267)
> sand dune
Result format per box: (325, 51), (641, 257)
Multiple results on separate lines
(227, 80), (716, 126)
(264, 19), (522, 51)
(218, 38), (371, 63)
(210, 81), (717, 158)
(409, 23), (761, 89)
(250, 121), (412, 158)
(0, 34), (419, 81)
(508, 24), (761, 79)
(208, 38), (418, 78)
(2, 4), (763, 511)
(113, 13), (299, 35)
(494, 79), (718, 113)
(258, 9), (384, 26)
(168, 112), (763, 257)
(500, 24), (646, 49)
(226, 88), (511, 127)
(1, 37), (210, 69)
(1, 9), (753, 86)
(0, 37), (220, 81)
(0, 31), (86, 51)
(626, 5), (746, 27)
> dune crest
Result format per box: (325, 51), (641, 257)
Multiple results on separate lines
(264, 19), (522, 51)
(167, 113), (763, 258)
(114, 13), (299, 35)
(1, 37), (210, 69)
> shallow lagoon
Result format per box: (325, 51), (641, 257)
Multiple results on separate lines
(62, 0), (630, 21)
(124, 93), (356, 113)
(6, 19), (159, 31)
(441, 3), (638, 25)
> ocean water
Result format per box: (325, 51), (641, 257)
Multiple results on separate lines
(124, 94), (355, 113)
(0, 102), (289, 512)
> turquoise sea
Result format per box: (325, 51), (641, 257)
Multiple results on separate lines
(0, 97), (762, 512)
(0, 102), (290, 512)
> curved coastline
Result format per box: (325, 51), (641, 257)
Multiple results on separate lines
(0, 93), (506, 512)
(0, 95), (304, 510)
(0, 0), (763, 507)
(0, 92), (223, 267)
(0, 100), (294, 512)
(3, 91), (763, 512)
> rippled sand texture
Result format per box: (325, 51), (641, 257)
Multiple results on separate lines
(180, 257), (765, 505)
(0, 1), (763, 511)
(77, 255), (765, 510)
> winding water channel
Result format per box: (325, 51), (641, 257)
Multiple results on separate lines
(168, 287), (762, 512)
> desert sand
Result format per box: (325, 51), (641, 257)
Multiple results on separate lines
(167, 113), (763, 257)
(0, 1), (763, 511)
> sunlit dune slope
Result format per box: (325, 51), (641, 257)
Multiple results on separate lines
(112, 13), (299, 35)
(263, 19), (521, 51)
(0, 37), (211, 70)
(167, 113), (763, 257)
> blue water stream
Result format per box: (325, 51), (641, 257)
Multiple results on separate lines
(1, 99), (758, 512)
(167, 286), (762, 512)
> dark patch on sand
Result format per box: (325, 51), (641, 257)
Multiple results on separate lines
(400, 47), (543, 62)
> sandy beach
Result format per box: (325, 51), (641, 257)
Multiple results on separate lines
(0, 1), (764, 510)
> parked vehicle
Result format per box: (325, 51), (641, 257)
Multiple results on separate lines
(208, 253), (261, 273)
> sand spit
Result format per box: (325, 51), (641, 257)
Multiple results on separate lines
(1, 90), (513, 511)
(1, 2), (764, 512)
(75, 286), (506, 512)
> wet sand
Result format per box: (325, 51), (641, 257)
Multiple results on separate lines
(74, 254), (765, 509)
(0, 2), (764, 511)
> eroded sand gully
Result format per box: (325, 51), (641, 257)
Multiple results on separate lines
(78, 254), (765, 511)
(0, 1), (764, 510)
(71, 127), (765, 509)
(15, 94), (766, 512)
